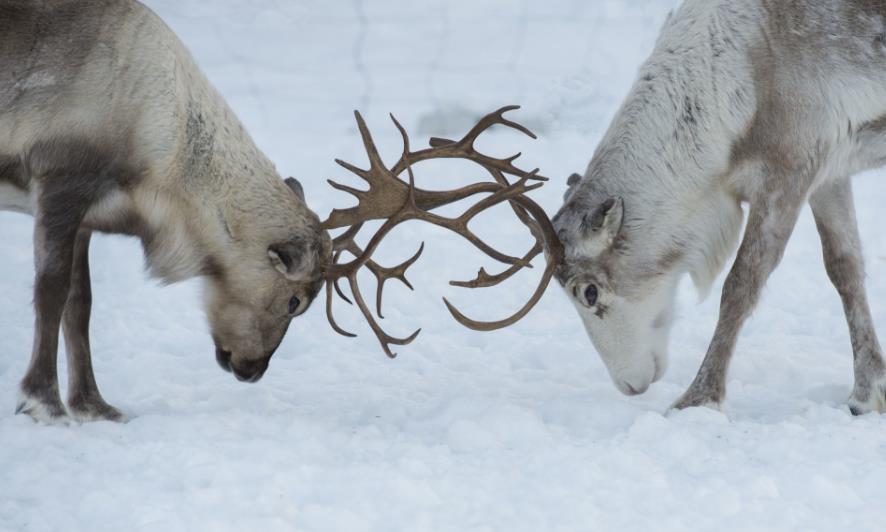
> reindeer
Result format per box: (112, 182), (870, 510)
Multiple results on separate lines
(552, 0), (886, 413)
(0, 0), (329, 424)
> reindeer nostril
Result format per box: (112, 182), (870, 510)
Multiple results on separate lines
(215, 349), (232, 372)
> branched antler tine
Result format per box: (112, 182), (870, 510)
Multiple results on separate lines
(326, 281), (357, 338)
(450, 267), (493, 289)
(393, 242), (424, 286)
(331, 223), (363, 253)
(409, 207), (524, 265)
(511, 193), (564, 262)
(510, 199), (536, 230)
(464, 154), (548, 182)
(392, 112), (421, 211)
(330, 250), (354, 304)
(327, 179), (364, 199)
(372, 242), (424, 319)
(442, 256), (558, 332)
(372, 276), (393, 319)
(459, 179), (543, 223)
(391, 113), (410, 151)
(456, 225), (525, 265)
(500, 193), (543, 245)
(496, 113), (537, 140)
(429, 137), (456, 147)
(348, 273), (420, 358)
(447, 170), (542, 289)
(333, 278), (352, 304)
(402, 180), (542, 266)
(485, 166), (511, 187)
(460, 105), (537, 147)
(341, 239), (417, 292)
(483, 167), (538, 234)
(459, 105), (520, 144)
(352, 111), (390, 178)
(334, 236), (419, 319)
(505, 191), (540, 238)
(450, 242), (543, 288)
(334, 158), (372, 180)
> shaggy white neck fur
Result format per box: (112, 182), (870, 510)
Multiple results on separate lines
(585, 0), (763, 297)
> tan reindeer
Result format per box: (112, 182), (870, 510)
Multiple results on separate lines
(0, 0), (328, 424)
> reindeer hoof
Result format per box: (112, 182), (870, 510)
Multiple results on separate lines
(848, 374), (886, 415)
(668, 389), (723, 413)
(15, 389), (70, 425)
(68, 394), (129, 423)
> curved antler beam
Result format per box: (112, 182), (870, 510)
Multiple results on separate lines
(442, 258), (559, 332)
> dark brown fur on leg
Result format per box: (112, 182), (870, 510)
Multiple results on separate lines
(17, 139), (120, 423)
(16, 216), (79, 423)
(63, 229), (127, 422)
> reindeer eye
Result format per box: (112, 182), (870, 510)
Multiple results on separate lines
(288, 296), (301, 314)
(584, 284), (598, 307)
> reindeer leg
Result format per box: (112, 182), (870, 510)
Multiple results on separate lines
(809, 178), (886, 414)
(671, 181), (808, 411)
(63, 229), (127, 422)
(16, 208), (80, 423)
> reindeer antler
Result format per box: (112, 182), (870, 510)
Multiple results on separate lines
(322, 106), (563, 357)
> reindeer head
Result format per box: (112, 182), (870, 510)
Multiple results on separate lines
(208, 177), (331, 382)
(553, 181), (674, 396)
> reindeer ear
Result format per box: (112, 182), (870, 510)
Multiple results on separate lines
(268, 238), (314, 280)
(601, 197), (624, 238)
(268, 247), (291, 276)
(583, 197), (624, 244)
(566, 173), (582, 186)
(285, 177), (305, 202)
(564, 173), (582, 201)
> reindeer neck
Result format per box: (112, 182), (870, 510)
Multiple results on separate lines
(585, 0), (762, 294)
(135, 64), (295, 283)
(591, 1), (761, 195)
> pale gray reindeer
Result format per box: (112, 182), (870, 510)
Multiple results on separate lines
(554, 0), (886, 414)
(1, 0), (329, 424)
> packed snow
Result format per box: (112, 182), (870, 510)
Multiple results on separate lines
(3, 1), (886, 530)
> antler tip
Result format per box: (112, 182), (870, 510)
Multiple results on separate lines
(406, 328), (422, 343)
(428, 137), (456, 148)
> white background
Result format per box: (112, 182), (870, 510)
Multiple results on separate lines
(3, 1), (886, 530)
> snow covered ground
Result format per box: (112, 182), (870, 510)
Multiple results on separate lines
(3, 1), (886, 530)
